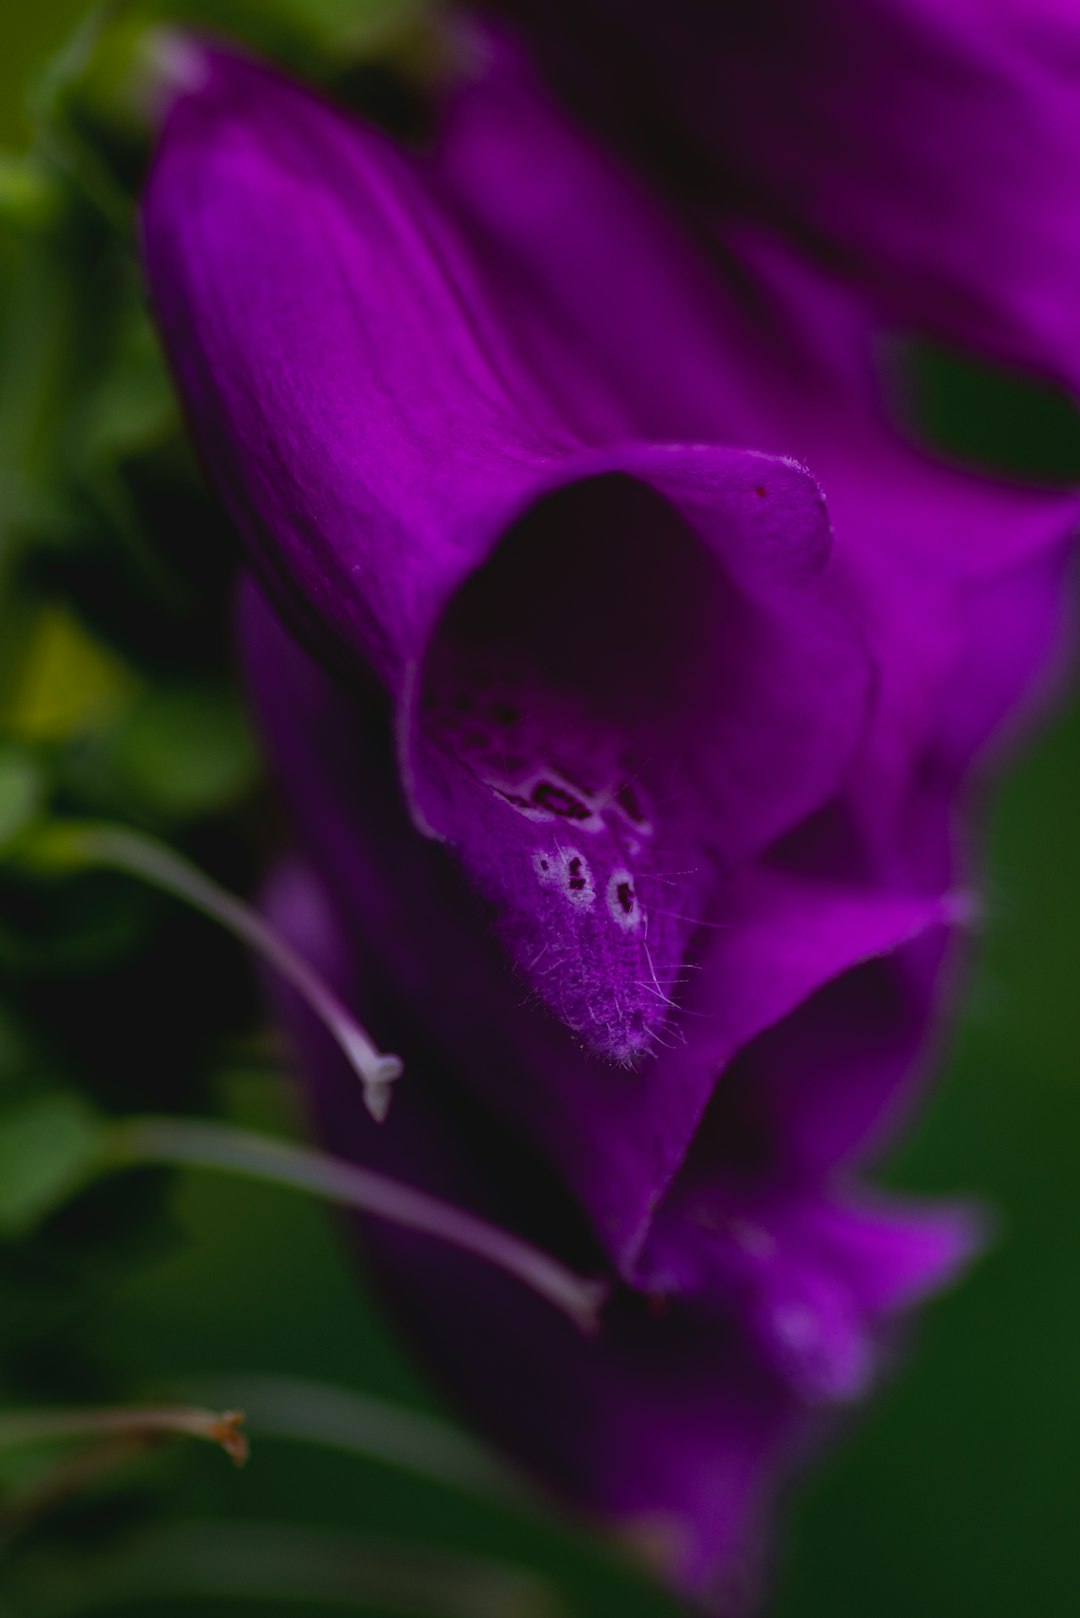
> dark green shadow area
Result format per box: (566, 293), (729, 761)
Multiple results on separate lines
(774, 689), (1080, 1618)
(888, 337), (1080, 484)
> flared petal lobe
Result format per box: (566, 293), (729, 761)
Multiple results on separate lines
(265, 855), (977, 1603)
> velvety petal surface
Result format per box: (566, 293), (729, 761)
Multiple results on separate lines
(142, 47), (580, 696)
(639, 1170), (979, 1404)
(491, 0), (1080, 390)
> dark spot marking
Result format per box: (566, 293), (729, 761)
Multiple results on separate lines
(616, 880), (635, 915)
(566, 856), (588, 891)
(532, 780), (593, 820)
(492, 702), (520, 726)
(754, 485), (767, 498)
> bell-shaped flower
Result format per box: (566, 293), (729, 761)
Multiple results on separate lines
(140, 33), (1073, 1608)
(143, 46), (881, 1073)
(434, 28), (1080, 895)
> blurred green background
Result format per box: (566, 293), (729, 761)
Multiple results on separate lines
(1, 4), (1078, 1616)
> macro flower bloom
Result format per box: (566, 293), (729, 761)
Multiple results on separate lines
(140, 18), (1079, 1607)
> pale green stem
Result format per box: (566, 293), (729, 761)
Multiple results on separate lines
(28, 821), (402, 1121)
(48, 1521), (567, 1618)
(106, 1115), (607, 1336)
(186, 1374), (533, 1507)
(0, 1404), (247, 1465)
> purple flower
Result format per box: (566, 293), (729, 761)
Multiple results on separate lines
(258, 836), (974, 1601)
(494, 0), (1080, 388)
(140, 28), (1077, 1605)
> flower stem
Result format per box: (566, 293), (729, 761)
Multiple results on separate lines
(0, 1404), (247, 1465)
(107, 1115), (607, 1335)
(186, 1374), (533, 1507)
(47, 1520), (567, 1618)
(24, 821), (402, 1122)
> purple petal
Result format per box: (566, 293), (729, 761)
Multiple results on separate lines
(141, 46), (578, 694)
(144, 49), (872, 1060)
(260, 857), (813, 1603)
(639, 1174), (981, 1403)
(437, 34), (1080, 873)
(241, 582), (953, 1267)
(682, 928), (951, 1181)
(492, 0), (1080, 389)
(404, 448), (871, 1061)
(264, 855), (976, 1602)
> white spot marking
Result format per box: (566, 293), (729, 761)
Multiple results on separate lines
(532, 850), (558, 886)
(557, 848), (595, 909)
(606, 867), (642, 932)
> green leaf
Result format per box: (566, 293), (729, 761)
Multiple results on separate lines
(0, 1092), (107, 1238)
(44, 1520), (568, 1618)
(142, 0), (434, 65)
(81, 305), (176, 467)
(0, 0), (88, 149)
(0, 747), (43, 852)
(2, 607), (134, 741)
(267, 0), (433, 54)
(0, 1005), (38, 1091)
(106, 682), (259, 818)
(0, 153), (60, 235)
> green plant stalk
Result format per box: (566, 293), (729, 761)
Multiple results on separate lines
(106, 1114), (607, 1335)
(24, 820), (403, 1120)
